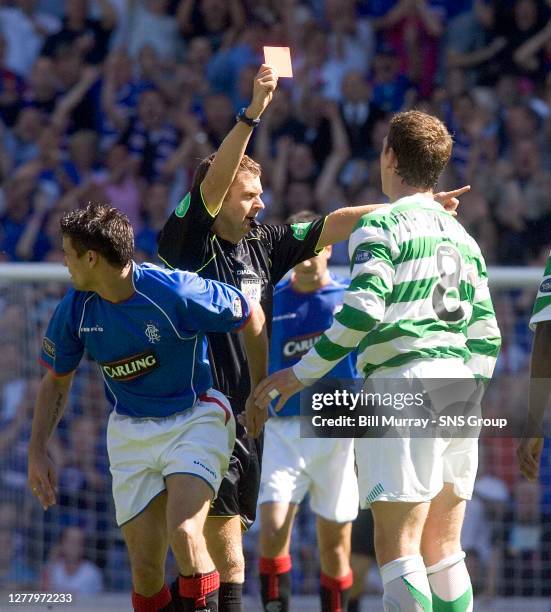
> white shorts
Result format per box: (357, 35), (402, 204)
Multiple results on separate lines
(258, 417), (359, 523)
(107, 389), (235, 526)
(356, 359), (479, 507)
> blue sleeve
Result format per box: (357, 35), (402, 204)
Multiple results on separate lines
(40, 290), (84, 375)
(176, 272), (251, 333)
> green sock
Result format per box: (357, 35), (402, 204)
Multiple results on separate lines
(432, 586), (473, 611)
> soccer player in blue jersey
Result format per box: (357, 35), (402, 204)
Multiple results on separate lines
(257, 211), (359, 612)
(27, 203), (267, 612)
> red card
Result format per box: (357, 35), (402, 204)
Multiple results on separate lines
(263, 46), (293, 78)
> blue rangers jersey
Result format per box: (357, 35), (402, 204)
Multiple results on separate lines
(40, 263), (251, 418)
(270, 275), (358, 417)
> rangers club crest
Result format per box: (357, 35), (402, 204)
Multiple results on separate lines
(144, 321), (161, 344)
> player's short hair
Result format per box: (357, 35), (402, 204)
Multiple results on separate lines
(60, 203), (134, 268)
(286, 210), (321, 224)
(387, 110), (452, 190)
(191, 154), (262, 193)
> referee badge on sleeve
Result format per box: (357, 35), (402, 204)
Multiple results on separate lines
(240, 278), (262, 303)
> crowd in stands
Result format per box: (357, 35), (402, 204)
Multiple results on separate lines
(0, 0), (551, 600)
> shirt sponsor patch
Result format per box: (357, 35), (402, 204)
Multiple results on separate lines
(354, 249), (374, 264)
(539, 278), (551, 293)
(283, 332), (323, 359)
(101, 351), (159, 381)
(42, 337), (55, 358)
(175, 192), (191, 218)
(290, 221), (313, 241)
(232, 296), (243, 319)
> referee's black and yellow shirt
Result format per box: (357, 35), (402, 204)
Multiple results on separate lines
(157, 185), (326, 414)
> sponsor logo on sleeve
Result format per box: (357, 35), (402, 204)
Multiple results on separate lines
(100, 351), (159, 381)
(290, 221), (313, 241)
(232, 296), (243, 319)
(175, 192), (191, 218)
(354, 249), (374, 265)
(42, 337), (55, 358)
(539, 278), (551, 293)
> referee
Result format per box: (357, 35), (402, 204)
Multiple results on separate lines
(158, 65), (465, 612)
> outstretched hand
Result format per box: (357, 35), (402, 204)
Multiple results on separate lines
(254, 367), (304, 413)
(434, 185), (471, 216)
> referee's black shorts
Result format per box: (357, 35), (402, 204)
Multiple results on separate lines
(209, 426), (263, 530)
(351, 508), (376, 558)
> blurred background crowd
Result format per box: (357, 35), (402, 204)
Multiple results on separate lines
(0, 0), (551, 602)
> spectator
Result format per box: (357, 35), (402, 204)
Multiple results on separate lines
(446, 0), (506, 86)
(122, 88), (180, 183)
(0, 32), (26, 128)
(177, 0), (246, 52)
(339, 70), (386, 159)
(44, 527), (103, 594)
(0, 0), (60, 78)
(0, 529), (36, 590)
(371, 45), (416, 113)
(94, 143), (141, 231)
(495, 0), (551, 85)
(3, 107), (43, 169)
(135, 181), (171, 258)
(23, 56), (59, 116)
(42, 0), (117, 65)
(99, 49), (141, 150)
(127, 0), (180, 61)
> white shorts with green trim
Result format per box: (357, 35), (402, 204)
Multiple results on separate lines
(107, 388), (235, 526)
(356, 358), (479, 507)
(258, 417), (359, 523)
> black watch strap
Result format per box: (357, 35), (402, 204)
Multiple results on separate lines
(236, 107), (260, 128)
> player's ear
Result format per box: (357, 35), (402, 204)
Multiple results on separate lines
(324, 245), (333, 260)
(87, 250), (98, 267)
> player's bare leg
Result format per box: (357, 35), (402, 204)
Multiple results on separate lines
(421, 483), (472, 611)
(371, 500), (432, 611)
(258, 502), (298, 611)
(204, 515), (244, 611)
(121, 491), (173, 611)
(316, 516), (353, 611)
(166, 474), (219, 611)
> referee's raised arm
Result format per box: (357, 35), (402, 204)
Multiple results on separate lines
(200, 65), (278, 214)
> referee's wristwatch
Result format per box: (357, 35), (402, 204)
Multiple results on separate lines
(236, 107), (260, 128)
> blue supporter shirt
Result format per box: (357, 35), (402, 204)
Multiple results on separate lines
(270, 275), (358, 417)
(40, 262), (250, 418)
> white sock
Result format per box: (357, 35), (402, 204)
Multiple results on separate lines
(426, 552), (473, 611)
(380, 554), (432, 611)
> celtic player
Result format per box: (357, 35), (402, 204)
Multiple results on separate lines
(255, 111), (501, 612)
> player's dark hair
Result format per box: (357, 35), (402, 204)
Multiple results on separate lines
(191, 153), (262, 193)
(386, 110), (452, 190)
(60, 203), (134, 268)
(286, 210), (321, 224)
